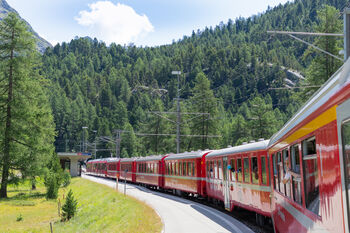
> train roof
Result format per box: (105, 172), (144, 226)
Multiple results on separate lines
(206, 140), (269, 158)
(87, 158), (106, 163)
(164, 151), (209, 160)
(120, 157), (138, 162)
(268, 58), (350, 148)
(105, 157), (120, 162)
(136, 155), (168, 162)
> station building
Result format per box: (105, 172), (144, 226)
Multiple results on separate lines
(58, 152), (92, 177)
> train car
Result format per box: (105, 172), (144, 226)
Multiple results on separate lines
(86, 159), (107, 177)
(205, 140), (271, 222)
(106, 158), (120, 179)
(119, 157), (137, 183)
(164, 151), (210, 196)
(135, 155), (169, 188)
(268, 59), (350, 232)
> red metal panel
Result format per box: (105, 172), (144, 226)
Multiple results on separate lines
(271, 121), (345, 233)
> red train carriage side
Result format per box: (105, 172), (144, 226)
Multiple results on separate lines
(135, 155), (169, 188)
(164, 151), (210, 196)
(86, 159), (107, 177)
(106, 158), (120, 179)
(119, 158), (136, 183)
(268, 59), (350, 233)
(206, 140), (271, 220)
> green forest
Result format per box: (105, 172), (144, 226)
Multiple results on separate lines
(40, 0), (346, 158)
(0, 0), (346, 196)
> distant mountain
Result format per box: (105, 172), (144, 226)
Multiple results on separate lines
(0, 0), (52, 53)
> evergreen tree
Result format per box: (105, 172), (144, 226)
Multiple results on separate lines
(0, 13), (55, 198)
(189, 72), (218, 149)
(301, 5), (342, 100)
(61, 189), (78, 221)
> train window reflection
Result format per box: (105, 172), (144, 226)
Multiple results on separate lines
(183, 162), (187, 176)
(218, 161), (222, 180)
(244, 158), (250, 183)
(261, 157), (267, 185)
(302, 136), (320, 216)
(237, 158), (242, 182)
(342, 120), (350, 227)
(291, 144), (301, 173)
(251, 157), (259, 184)
(231, 159), (236, 181)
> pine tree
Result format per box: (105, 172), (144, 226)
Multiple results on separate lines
(301, 5), (342, 100)
(61, 189), (78, 221)
(189, 72), (218, 149)
(0, 13), (55, 198)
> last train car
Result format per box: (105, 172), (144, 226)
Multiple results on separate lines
(268, 59), (350, 232)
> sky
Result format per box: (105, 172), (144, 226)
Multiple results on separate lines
(7, 0), (290, 47)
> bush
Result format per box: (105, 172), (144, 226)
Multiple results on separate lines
(16, 214), (23, 222)
(62, 170), (71, 187)
(61, 189), (78, 221)
(44, 171), (60, 199)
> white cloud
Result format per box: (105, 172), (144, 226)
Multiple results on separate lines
(75, 1), (154, 45)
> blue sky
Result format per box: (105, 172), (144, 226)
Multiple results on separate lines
(7, 0), (290, 46)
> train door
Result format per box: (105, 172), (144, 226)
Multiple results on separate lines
(223, 157), (230, 211)
(337, 98), (350, 233)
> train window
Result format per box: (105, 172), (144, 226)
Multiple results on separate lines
(251, 157), (259, 184)
(302, 136), (320, 215)
(209, 161), (213, 178)
(214, 161), (217, 179)
(243, 158), (250, 183)
(230, 159), (236, 181)
(261, 157), (267, 184)
(183, 162), (187, 176)
(179, 162), (182, 176)
(277, 151), (284, 193)
(188, 162), (192, 176)
(192, 163), (195, 176)
(342, 120), (350, 226)
(283, 149), (291, 198)
(291, 144), (301, 174)
(206, 162), (209, 178)
(237, 158), (242, 182)
(175, 163), (178, 175)
(218, 161), (222, 180)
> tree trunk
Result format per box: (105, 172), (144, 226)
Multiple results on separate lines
(0, 28), (14, 198)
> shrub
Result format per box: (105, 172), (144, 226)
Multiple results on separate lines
(62, 170), (71, 187)
(61, 189), (78, 221)
(44, 171), (60, 199)
(16, 214), (23, 222)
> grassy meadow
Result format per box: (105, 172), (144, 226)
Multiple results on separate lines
(0, 177), (162, 233)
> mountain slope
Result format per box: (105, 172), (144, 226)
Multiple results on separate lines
(41, 0), (346, 156)
(0, 0), (52, 53)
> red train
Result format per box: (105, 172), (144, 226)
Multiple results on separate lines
(86, 60), (350, 232)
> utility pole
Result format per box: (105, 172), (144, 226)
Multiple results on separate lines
(115, 130), (122, 158)
(82, 126), (88, 152)
(172, 71), (181, 154)
(344, 8), (350, 60)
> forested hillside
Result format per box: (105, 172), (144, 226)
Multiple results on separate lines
(42, 0), (346, 157)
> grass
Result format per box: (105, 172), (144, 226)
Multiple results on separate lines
(0, 178), (162, 233)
